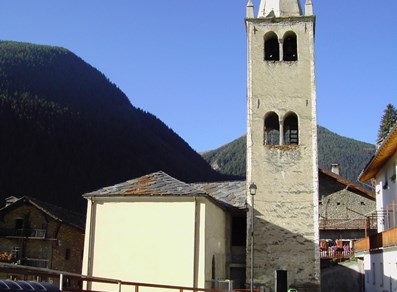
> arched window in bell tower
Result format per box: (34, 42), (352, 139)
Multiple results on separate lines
(283, 31), (298, 61)
(264, 32), (279, 61)
(283, 112), (299, 145)
(264, 112), (280, 145)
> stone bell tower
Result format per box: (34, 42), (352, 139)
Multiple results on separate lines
(245, 0), (320, 291)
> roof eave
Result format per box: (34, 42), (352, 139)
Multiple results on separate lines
(359, 125), (397, 183)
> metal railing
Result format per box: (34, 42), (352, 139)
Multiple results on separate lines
(14, 229), (47, 238)
(0, 264), (231, 292)
(319, 250), (354, 260)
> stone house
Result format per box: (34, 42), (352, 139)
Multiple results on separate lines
(318, 167), (376, 260)
(0, 196), (85, 277)
(355, 124), (397, 292)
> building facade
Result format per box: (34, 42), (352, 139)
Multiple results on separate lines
(245, 0), (320, 290)
(355, 124), (397, 292)
(0, 196), (85, 279)
(81, 172), (247, 291)
(318, 168), (376, 261)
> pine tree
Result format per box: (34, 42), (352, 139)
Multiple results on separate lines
(377, 103), (397, 145)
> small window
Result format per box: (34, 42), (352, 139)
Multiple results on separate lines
(264, 112), (280, 145)
(283, 31), (298, 61)
(65, 248), (71, 260)
(264, 32), (279, 61)
(384, 170), (389, 189)
(15, 218), (24, 230)
(372, 262), (376, 285)
(283, 112), (299, 145)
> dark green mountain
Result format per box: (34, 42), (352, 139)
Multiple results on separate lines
(0, 41), (223, 213)
(202, 126), (376, 184)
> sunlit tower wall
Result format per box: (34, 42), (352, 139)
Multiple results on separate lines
(245, 0), (320, 291)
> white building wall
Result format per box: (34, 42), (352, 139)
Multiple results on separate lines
(375, 152), (397, 232)
(364, 248), (397, 292)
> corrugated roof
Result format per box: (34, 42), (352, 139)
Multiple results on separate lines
(359, 125), (397, 182)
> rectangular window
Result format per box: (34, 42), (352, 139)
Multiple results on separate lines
(65, 248), (71, 260)
(372, 263), (376, 285)
(380, 263), (384, 287)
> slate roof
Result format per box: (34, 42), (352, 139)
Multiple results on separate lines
(192, 181), (247, 211)
(319, 168), (375, 200)
(0, 196), (85, 231)
(84, 171), (207, 197)
(84, 171), (247, 212)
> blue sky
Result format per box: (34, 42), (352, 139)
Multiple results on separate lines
(1, 1), (396, 152)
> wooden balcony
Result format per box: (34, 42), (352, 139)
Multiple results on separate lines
(354, 226), (397, 252)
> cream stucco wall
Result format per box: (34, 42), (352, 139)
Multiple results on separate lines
(204, 198), (228, 288)
(82, 196), (228, 291)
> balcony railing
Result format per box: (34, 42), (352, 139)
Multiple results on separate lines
(3, 229), (47, 238)
(22, 258), (49, 269)
(354, 226), (397, 252)
(320, 250), (354, 260)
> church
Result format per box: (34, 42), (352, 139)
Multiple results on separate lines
(81, 0), (321, 291)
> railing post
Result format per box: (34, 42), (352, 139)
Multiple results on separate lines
(135, 285), (139, 292)
(118, 281), (122, 292)
(59, 273), (63, 291)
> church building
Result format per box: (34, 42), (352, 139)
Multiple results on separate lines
(81, 1), (321, 292)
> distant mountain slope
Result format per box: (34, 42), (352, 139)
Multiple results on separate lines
(202, 126), (376, 184)
(0, 41), (222, 213)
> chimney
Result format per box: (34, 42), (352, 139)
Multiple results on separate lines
(5, 196), (18, 207)
(331, 163), (340, 175)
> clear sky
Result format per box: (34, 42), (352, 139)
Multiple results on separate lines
(1, 0), (396, 152)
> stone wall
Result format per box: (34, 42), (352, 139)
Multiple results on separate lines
(0, 202), (84, 274)
(246, 14), (320, 291)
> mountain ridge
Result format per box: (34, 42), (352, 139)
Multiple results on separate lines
(0, 41), (226, 213)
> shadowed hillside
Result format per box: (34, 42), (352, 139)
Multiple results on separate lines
(0, 41), (224, 213)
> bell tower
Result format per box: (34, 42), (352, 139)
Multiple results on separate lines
(245, 0), (320, 291)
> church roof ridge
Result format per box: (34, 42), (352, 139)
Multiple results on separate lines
(83, 171), (207, 197)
